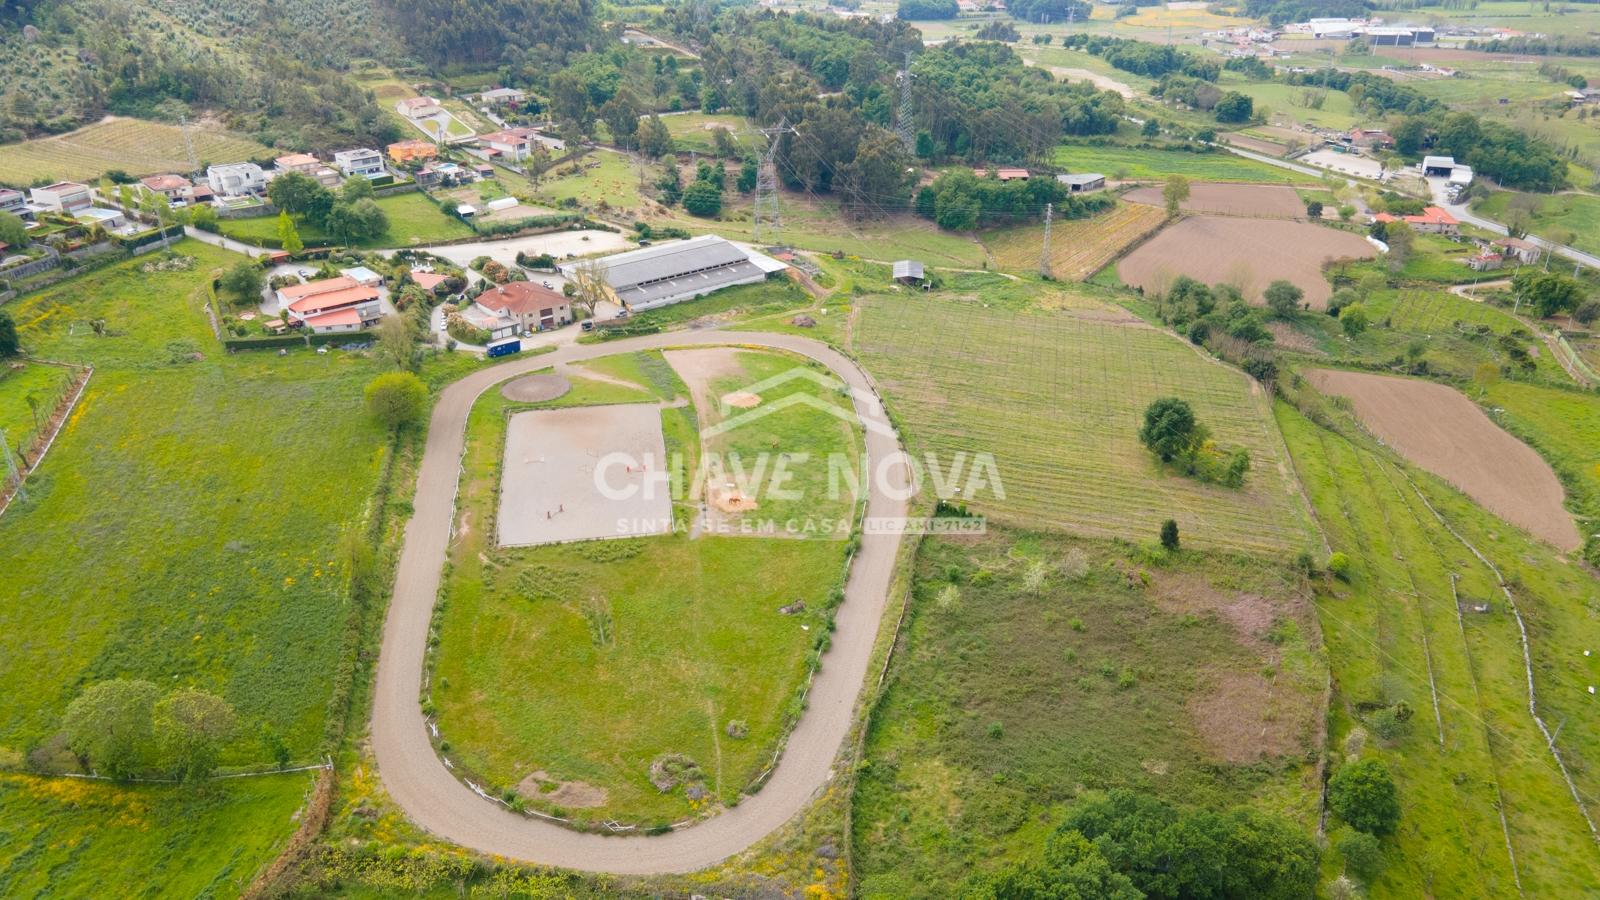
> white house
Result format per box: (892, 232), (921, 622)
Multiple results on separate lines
(476, 128), (537, 162)
(206, 163), (267, 197)
(0, 187), (29, 219)
(139, 174), (192, 201)
(398, 96), (443, 118)
(473, 281), (572, 332)
(333, 148), (385, 179)
(29, 181), (94, 213)
(478, 87), (526, 106)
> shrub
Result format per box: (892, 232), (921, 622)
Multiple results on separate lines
(1340, 304), (1369, 336)
(1329, 758), (1401, 835)
(364, 371), (429, 430)
(1327, 551), (1352, 580)
(1159, 519), (1179, 551)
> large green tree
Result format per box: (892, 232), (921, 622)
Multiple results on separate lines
(154, 689), (237, 781)
(0, 210), (28, 247)
(962, 829), (1140, 899)
(219, 261), (265, 307)
(1328, 759), (1401, 836)
(62, 679), (160, 779)
(0, 310), (17, 358)
(1139, 397), (1204, 463)
(365, 371), (429, 429)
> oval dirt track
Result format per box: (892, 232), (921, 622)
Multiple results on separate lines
(372, 330), (910, 874)
(1306, 368), (1580, 549)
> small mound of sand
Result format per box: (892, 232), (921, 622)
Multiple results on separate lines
(721, 391), (761, 408)
(501, 373), (572, 403)
(516, 771), (608, 809)
(710, 484), (759, 512)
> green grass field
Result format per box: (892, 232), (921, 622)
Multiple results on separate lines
(429, 350), (856, 825)
(1054, 144), (1307, 183)
(0, 117), (271, 184)
(853, 528), (1326, 898)
(662, 112), (756, 155)
(0, 771), (311, 897)
(1482, 380), (1600, 520)
(1276, 397), (1600, 897)
(853, 291), (1316, 554)
(0, 361), (73, 457)
(1472, 190), (1600, 256)
(219, 192), (475, 249)
(1223, 78), (1361, 130)
(532, 150), (654, 215)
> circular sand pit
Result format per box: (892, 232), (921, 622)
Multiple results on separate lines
(501, 373), (572, 403)
(721, 391), (761, 408)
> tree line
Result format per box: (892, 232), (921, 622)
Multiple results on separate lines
(1059, 34), (1221, 81)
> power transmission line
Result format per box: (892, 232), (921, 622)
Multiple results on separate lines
(0, 429), (24, 504)
(179, 114), (199, 173)
(1040, 201), (1053, 279)
(896, 50), (916, 154)
(753, 117), (795, 245)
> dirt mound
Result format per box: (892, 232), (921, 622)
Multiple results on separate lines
(721, 391), (761, 408)
(1118, 216), (1375, 309)
(515, 771), (608, 808)
(1305, 369), (1581, 549)
(710, 484), (759, 512)
(501, 373), (572, 403)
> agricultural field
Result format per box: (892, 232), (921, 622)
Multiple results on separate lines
(1123, 181), (1307, 218)
(429, 350), (857, 825)
(657, 191), (988, 267)
(218, 192), (475, 248)
(1472, 190), (1600, 257)
(1304, 369), (1579, 549)
(0, 117), (272, 185)
(0, 771), (311, 897)
(1221, 78), (1362, 131)
(1119, 216), (1376, 307)
(1481, 380), (1600, 523)
(853, 528), (1327, 898)
(1054, 143), (1308, 183)
(981, 200), (1166, 280)
(853, 290), (1317, 555)
(0, 361), (73, 456)
(662, 112), (756, 155)
(531, 150), (654, 216)
(1276, 399), (1600, 897)
(0, 241), (411, 893)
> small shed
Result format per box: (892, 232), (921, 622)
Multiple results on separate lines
(1422, 155), (1456, 177)
(457, 204), (478, 218)
(1057, 172), (1106, 193)
(892, 260), (925, 283)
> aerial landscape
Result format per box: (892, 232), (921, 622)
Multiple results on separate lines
(3, 0), (1600, 895)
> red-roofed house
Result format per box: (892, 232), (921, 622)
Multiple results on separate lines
(473, 281), (572, 332)
(274, 276), (383, 332)
(477, 128), (537, 162)
(1371, 206), (1458, 235)
(139, 174), (192, 200)
(410, 270), (449, 291)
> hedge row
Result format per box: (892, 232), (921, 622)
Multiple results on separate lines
(222, 330), (373, 350)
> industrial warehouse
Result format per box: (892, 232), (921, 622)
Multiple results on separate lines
(561, 234), (786, 311)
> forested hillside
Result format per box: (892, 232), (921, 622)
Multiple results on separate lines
(0, 0), (402, 148)
(379, 0), (601, 69)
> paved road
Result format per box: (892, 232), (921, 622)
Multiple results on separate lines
(371, 330), (910, 874)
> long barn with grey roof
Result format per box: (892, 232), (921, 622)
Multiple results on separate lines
(562, 235), (785, 311)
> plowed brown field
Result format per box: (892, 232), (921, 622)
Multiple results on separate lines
(1124, 182), (1307, 218)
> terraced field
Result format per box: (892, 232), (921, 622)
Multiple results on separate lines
(0, 117), (271, 183)
(982, 201), (1166, 279)
(854, 294), (1316, 553)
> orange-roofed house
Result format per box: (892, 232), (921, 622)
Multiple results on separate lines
(274, 276), (383, 332)
(139, 174), (192, 200)
(388, 140), (439, 164)
(410, 270), (449, 291)
(275, 153), (321, 174)
(1371, 207), (1459, 235)
(472, 281), (572, 332)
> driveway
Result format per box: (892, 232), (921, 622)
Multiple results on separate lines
(397, 231), (633, 273)
(371, 330), (909, 874)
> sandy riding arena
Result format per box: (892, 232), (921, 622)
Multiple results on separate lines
(500, 373), (572, 402)
(1124, 182), (1306, 218)
(1306, 369), (1581, 550)
(1118, 216), (1375, 309)
(498, 405), (672, 546)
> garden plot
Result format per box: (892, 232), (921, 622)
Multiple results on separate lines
(1123, 182), (1307, 218)
(1118, 216), (1375, 308)
(855, 295), (1316, 554)
(983, 201), (1166, 280)
(498, 405), (673, 546)
(1305, 369), (1580, 549)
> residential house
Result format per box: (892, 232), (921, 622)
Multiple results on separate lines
(1493, 236), (1542, 266)
(139, 174), (192, 201)
(1468, 251), (1503, 272)
(398, 96), (442, 118)
(275, 153), (321, 174)
(206, 162), (267, 197)
(275, 276), (383, 332)
(387, 139), (439, 164)
(1372, 206), (1459, 235)
(1057, 172), (1106, 192)
(77, 207), (126, 231)
(29, 181), (94, 213)
(473, 281), (572, 332)
(1348, 127), (1393, 149)
(478, 87), (526, 107)
(333, 148), (386, 179)
(476, 128), (537, 162)
(414, 165), (441, 188)
(0, 187), (32, 220)
(410, 270), (450, 292)
(473, 163), (495, 179)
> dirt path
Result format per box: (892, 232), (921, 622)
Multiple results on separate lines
(1305, 368), (1580, 549)
(370, 330), (910, 874)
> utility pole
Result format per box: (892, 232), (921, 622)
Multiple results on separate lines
(896, 50), (916, 155)
(1040, 202), (1053, 279)
(753, 118), (794, 246)
(179, 114), (199, 174)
